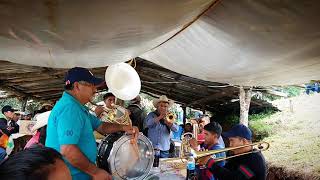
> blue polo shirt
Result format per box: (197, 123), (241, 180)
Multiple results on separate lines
(146, 111), (178, 151)
(45, 91), (102, 179)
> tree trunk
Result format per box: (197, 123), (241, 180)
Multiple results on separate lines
(21, 97), (28, 111)
(202, 105), (206, 117)
(239, 86), (252, 126)
(182, 106), (187, 125)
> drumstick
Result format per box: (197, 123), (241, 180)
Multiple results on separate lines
(130, 129), (140, 159)
(126, 111), (140, 159)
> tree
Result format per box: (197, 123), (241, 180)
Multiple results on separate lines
(0, 98), (21, 111)
(239, 86), (252, 126)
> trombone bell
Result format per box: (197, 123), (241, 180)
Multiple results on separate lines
(163, 140), (269, 169)
(179, 136), (270, 162)
(191, 141), (270, 162)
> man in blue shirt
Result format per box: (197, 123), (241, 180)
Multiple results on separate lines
(45, 67), (139, 180)
(200, 124), (267, 180)
(190, 122), (226, 180)
(146, 95), (178, 158)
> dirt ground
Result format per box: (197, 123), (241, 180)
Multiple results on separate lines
(262, 93), (320, 179)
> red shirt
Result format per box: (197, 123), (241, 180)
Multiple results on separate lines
(197, 132), (205, 144)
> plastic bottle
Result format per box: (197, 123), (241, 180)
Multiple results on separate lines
(186, 155), (197, 180)
(153, 149), (160, 167)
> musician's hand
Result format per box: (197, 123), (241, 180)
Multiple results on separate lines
(94, 105), (104, 117)
(164, 119), (171, 126)
(123, 126), (139, 142)
(155, 113), (165, 123)
(159, 113), (166, 120)
(6, 126), (13, 131)
(92, 168), (112, 180)
(197, 155), (212, 166)
(131, 126), (139, 141)
(189, 138), (199, 150)
(190, 119), (198, 125)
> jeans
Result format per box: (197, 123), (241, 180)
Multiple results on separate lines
(160, 150), (169, 158)
(0, 147), (6, 161)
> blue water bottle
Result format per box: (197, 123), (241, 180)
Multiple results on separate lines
(186, 155), (197, 180)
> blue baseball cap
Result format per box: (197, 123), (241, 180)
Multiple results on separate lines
(65, 67), (104, 86)
(222, 124), (252, 140)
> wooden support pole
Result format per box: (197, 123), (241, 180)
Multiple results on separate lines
(21, 97), (28, 111)
(182, 106), (187, 125)
(239, 86), (252, 127)
(202, 105), (206, 115)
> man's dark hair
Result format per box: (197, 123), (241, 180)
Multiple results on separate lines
(204, 121), (222, 138)
(185, 123), (192, 128)
(0, 147), (63, 180)
(1, 105), (14, 114)
(103, 92), (115, 100)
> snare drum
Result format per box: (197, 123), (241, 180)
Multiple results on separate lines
(97, 132), (154, 180)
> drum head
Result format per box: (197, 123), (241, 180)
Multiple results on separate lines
(100, 133), (154, 180)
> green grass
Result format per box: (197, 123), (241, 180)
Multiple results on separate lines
(219, 110), (276, 141)
(262, 94), (320, 177)
(249, 110), (275, 121)
(249, 120), (273, 141)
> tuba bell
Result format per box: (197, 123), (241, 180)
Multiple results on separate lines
(105, 62), (141, 101)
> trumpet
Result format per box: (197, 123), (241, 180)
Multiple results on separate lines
(166, 112), (176, 123)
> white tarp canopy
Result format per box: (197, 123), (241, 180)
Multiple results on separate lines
(0, 0), (213, 67)
(141, 0), (320, 86)
(0, 0), (320, 86)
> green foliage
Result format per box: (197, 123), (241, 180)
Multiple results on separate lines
(186, 112), (195, 119)
(254, 94), (280, 101)
(249, 120), (272, 141)
(0, 98), (21, 118)
(25, 100), (42, 114)
(253, 86), (303, 102)
(140, 93), (154, 101)
(282, 86), (302, 97)
(0, 98), (21, 111)
(221, 109), (276, 141)
(143, 105), (154, 115)
(224, 114), (239, 127)
(249, 109), (276, 121)
(92, 93), (104, 104)
(0, 98), (44, 115)
(249, 109), (275, 141)
(185, 107), (199, 119)
(248, 109), (275, 140)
